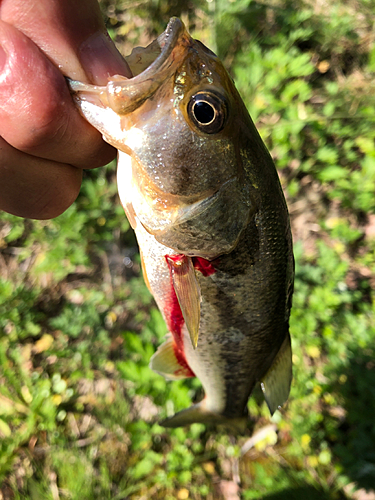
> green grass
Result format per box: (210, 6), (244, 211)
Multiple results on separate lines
(1, 0), (375, 498)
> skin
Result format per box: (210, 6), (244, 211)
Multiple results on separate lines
(0, 0), (131, 219)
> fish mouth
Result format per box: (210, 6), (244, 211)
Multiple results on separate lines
(124, 17), (187, 78)
(68, 17), (191, 115)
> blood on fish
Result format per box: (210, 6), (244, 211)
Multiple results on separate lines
(165, 254), (185, 264)
(192, 256), (217, 276)
(173, 345), (195, 378)
(164, 255), (195, 378)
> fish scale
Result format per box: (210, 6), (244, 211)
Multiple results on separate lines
(68, 17), (294, 428)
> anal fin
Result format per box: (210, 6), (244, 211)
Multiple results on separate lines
(150, 334), (194, 380)
(261, 333), (292, 415)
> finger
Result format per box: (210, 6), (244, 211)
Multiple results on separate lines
(0, 20), (115, 169)
(0, 0), (131, 84)
(0, 137), (82, 220)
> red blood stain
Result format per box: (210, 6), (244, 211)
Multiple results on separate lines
(165, 254), (185, 264)
(173, 342), (195, 378)
(164, 255), (195, 378)
(192, 256), (217, 276)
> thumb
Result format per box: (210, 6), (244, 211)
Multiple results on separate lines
(0, 0), (131, 84)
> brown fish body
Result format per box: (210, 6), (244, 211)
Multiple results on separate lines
(69, 18), (293, 427)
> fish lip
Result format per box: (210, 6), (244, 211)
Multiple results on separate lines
(105, 17), (190, 114)
(69, 17), (190, 115)
(129, 17), (186, 83)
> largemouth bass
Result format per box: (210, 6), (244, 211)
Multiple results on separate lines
(69, 18), (294, 428)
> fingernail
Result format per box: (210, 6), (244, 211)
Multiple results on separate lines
(79, 32), (132, 85)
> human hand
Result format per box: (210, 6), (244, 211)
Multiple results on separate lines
(0, 0), (131, 219)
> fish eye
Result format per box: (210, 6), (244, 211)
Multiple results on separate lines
(187, 91), (227, 134)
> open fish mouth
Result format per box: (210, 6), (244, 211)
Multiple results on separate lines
(69, 17), (190, 115)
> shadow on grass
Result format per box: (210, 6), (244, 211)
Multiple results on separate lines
(262, 485), (336, 500)
(333, 346), (375, 491)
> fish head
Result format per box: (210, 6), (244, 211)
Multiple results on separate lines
(69, 18), (258, 259)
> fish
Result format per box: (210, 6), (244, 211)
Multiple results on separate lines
(68, 17), (294, 429)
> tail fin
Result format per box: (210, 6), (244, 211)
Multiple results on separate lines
(160, 401), (248, 431)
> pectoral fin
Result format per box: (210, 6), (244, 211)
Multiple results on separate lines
(261, 333), (292, 415)
(165, 255), (201, 349)
(150, 334), (194, 380)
